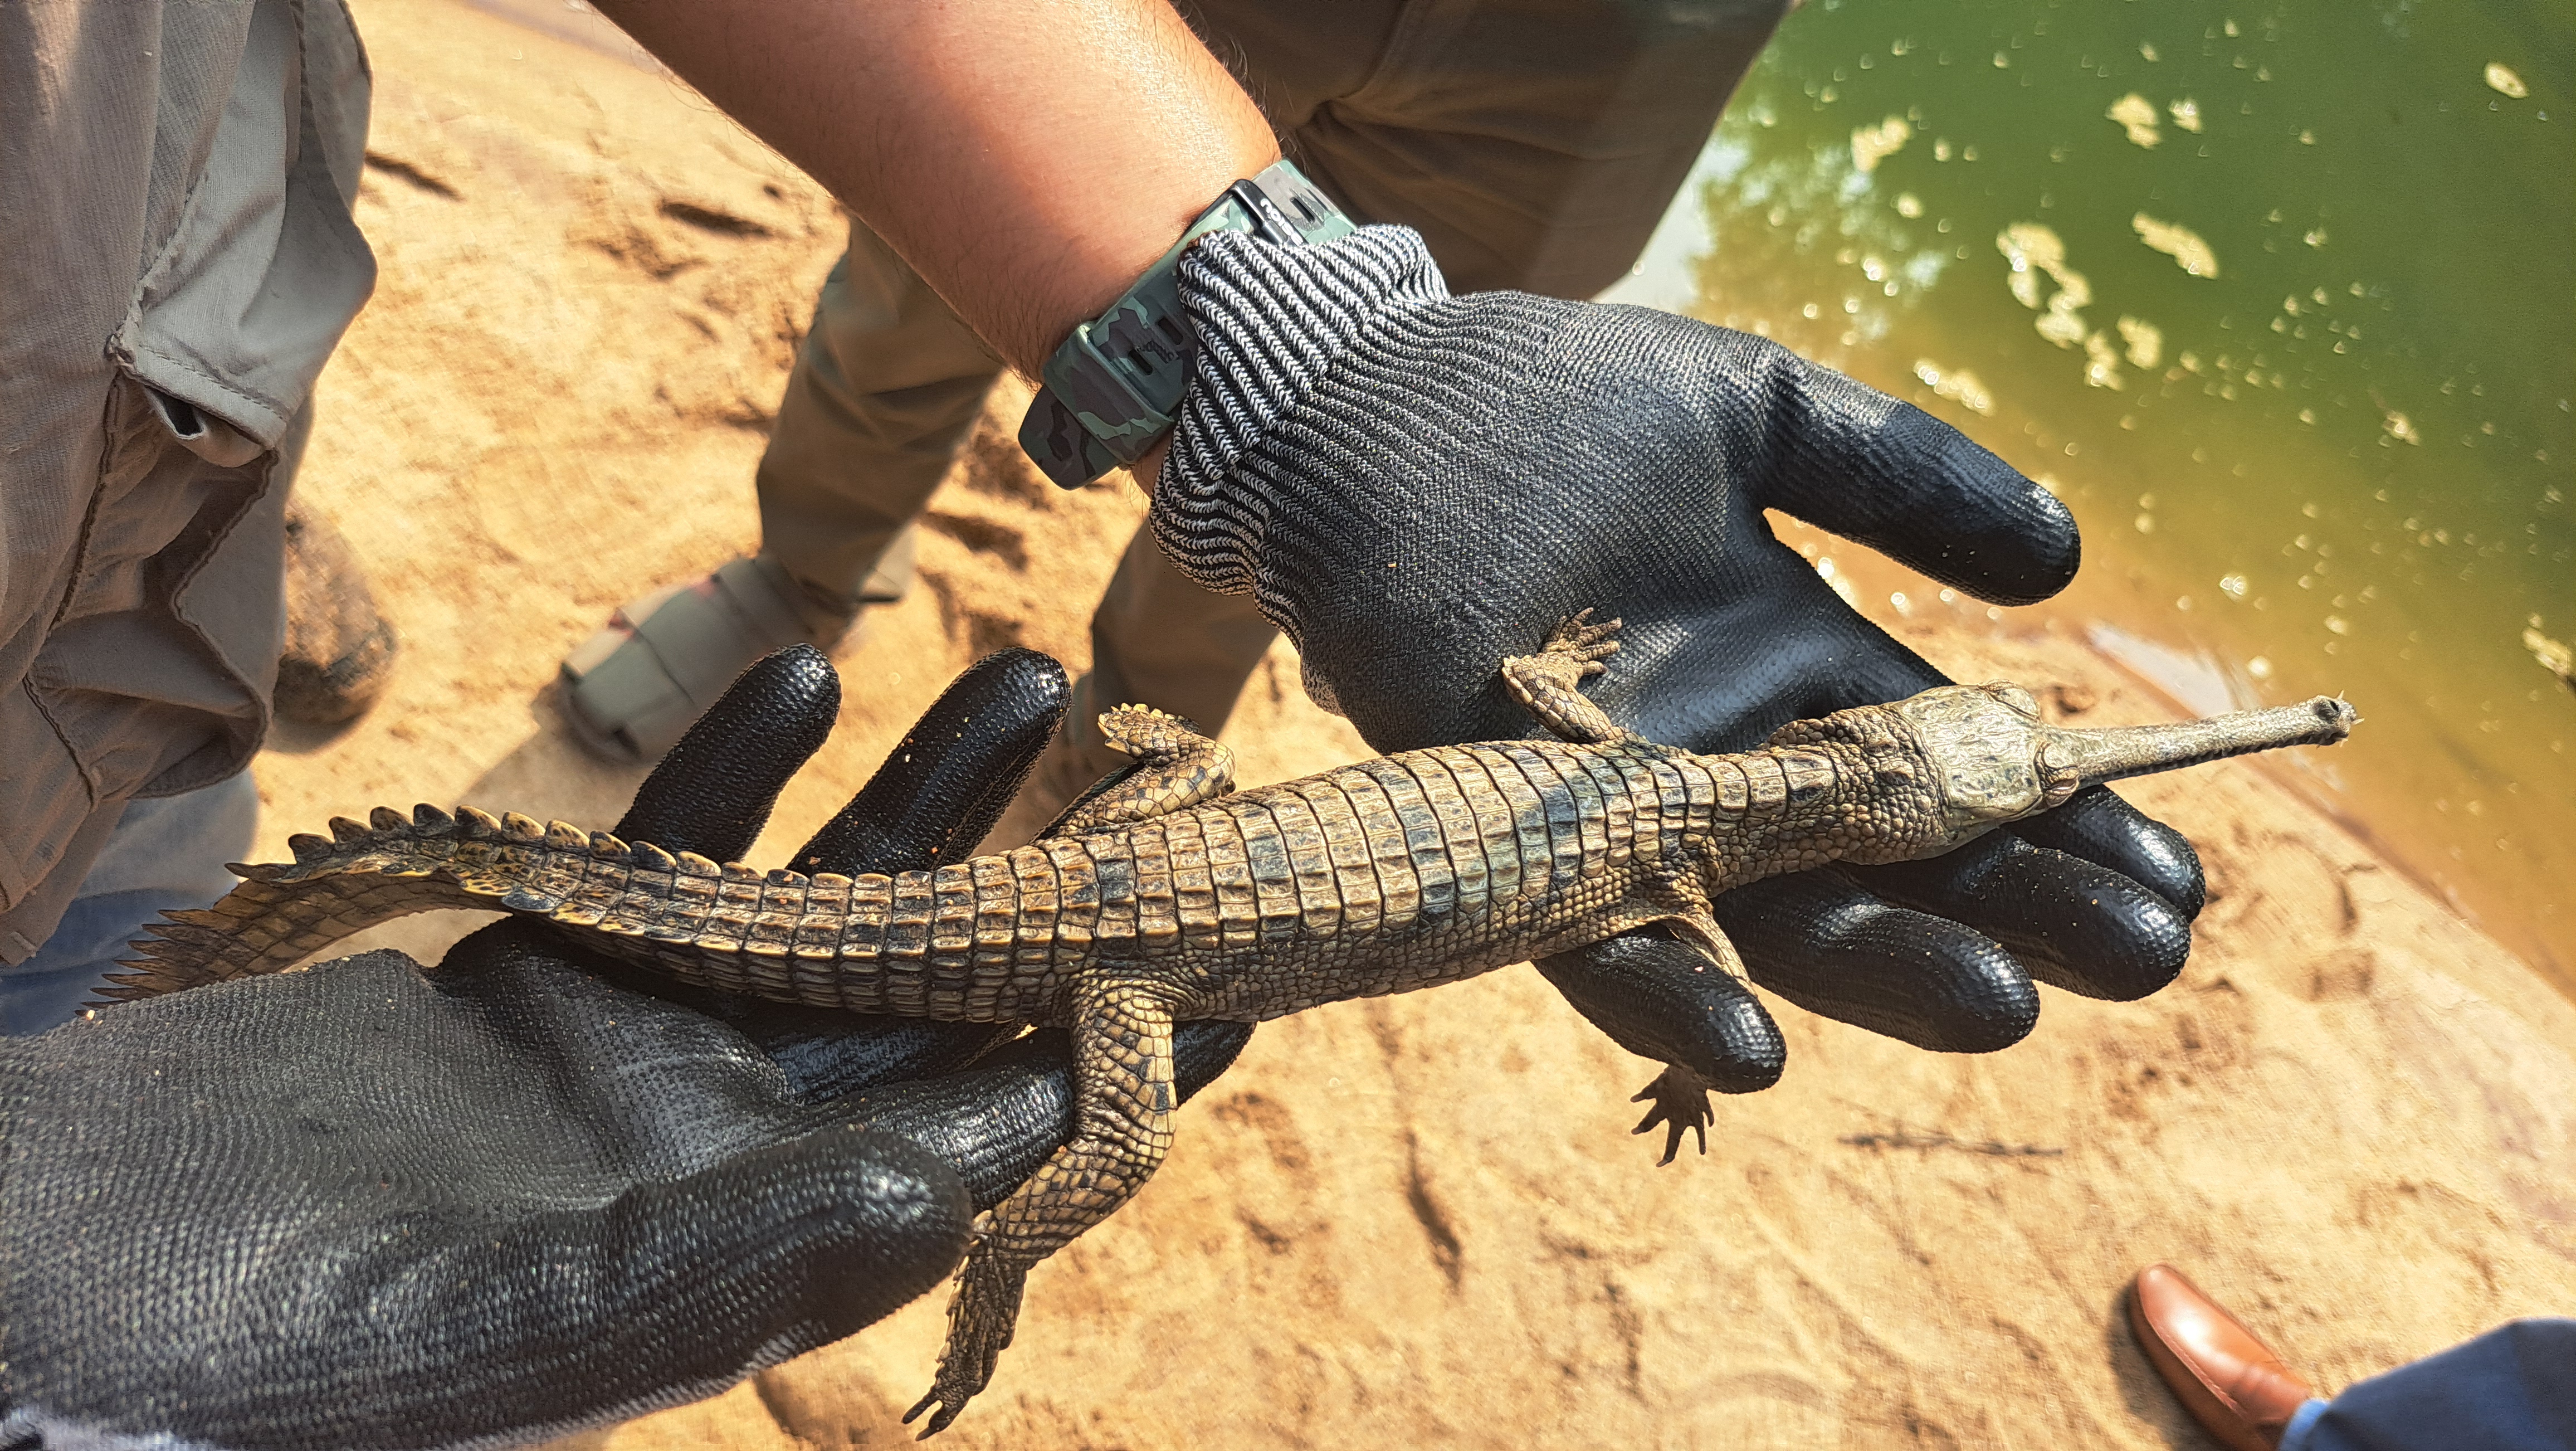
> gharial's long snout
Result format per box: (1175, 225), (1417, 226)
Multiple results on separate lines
(2040, 695), (2358, 788)
(1873, 684), (2360, 849)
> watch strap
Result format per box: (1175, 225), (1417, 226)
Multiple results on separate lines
(1019, 159), (1354, 489)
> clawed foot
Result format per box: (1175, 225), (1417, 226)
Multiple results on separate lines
(1096, 703), (1206, 757)
(1502, 610), (1633, 746)
(902, 1250), (1030, 1437)
(1629, 1063), (1714, 1167)
(1543, 608), (1623, 679)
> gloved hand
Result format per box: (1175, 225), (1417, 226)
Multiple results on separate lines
(0, 645), (1249, 1450)
(1154, 226), (2201, 1083)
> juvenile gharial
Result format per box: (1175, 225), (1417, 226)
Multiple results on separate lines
(111, 615), (2355, 1432)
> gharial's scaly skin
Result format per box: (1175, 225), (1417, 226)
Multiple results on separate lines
(109, 613), (2356, 1433)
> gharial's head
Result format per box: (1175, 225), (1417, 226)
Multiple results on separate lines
(1767, 683), (2358, 858)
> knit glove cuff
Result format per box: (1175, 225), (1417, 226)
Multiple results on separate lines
(1152, 225), (1450, 598)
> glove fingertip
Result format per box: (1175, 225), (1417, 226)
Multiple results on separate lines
(1771, 393), (2079, 608)
(1887, 408), (2081, 606)
(1717, 874), (2040, 1054)
(798, 647), (1070, 876)
(2015, 787), (2207, 919)
(1856, 829), (2194, 1003)
(617, 645), (841, 858)
(1962, 845), (2193, 1002)
(1538, 933), (1787, 1094)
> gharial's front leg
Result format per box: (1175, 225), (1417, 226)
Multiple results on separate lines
(1500, 609), (1632, 745)
(904, 979), (1180, 1435)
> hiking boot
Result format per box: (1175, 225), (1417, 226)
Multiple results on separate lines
(275, 502), (397, 726)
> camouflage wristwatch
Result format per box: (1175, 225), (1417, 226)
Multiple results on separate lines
(1019, 159), (1355, 489)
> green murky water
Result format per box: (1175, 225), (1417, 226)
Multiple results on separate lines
(1617, 0), (2573, 978)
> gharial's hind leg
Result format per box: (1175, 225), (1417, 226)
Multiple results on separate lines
(905, 980), (1179, 1434)
(1616, 873), (1740, 1166)
(1501, 610), (1634, 746)
(1038, 706), (1234, 838)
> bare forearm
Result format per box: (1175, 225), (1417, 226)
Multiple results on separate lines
(594, 0), (1279, 377)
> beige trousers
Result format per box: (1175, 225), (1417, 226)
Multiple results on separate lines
(755, 0), (1788, 785)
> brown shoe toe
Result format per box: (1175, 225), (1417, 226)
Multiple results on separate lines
(2129, 1264), (2316, 1451)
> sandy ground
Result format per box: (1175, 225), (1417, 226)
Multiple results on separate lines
(256, 2), (2576, 1443)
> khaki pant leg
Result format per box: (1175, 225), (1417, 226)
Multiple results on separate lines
(755, 217), (1006, 622)
(1084, 517), (1282, 724)
(1207, 0), (1788, 297)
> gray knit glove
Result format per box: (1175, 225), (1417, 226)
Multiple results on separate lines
(1154, 226), (2203, 1075)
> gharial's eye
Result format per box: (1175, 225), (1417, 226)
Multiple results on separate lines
(1986, 683), (2042, 719)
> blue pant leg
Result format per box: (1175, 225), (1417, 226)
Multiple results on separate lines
(0, 772), (258, 1036)
(2285, 1319), (2576, 1451)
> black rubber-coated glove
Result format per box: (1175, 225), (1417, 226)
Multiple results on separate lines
(0, 646), (1249, 1450)
(1154, 226), (2202, 1083)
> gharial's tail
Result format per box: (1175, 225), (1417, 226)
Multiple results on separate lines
(105, 804), (662, 1001)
